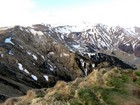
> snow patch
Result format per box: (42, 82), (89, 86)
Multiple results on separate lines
(92, 64), (95, 68)
(48, 64), (54, 71)
(27, 51), (37, 60)
(9, 50), (14, 55)
(50, 68), (53, 71)
(32, 54), (37, 60)
(72, 44), (80, 49)
(30, 29), (44, 35)
(44, 75), (49, 81)
(48, 52), (54, 55)
(27, 51), (31, 55)
(60, 52), (69, 57)
(88, 30), (94, 35)
(18, 63), (24, 70)
(55, 26), (75, 34)
(24, 69), (30, 74)
(41, 55), (45, 60)
(19, 45), (23, 49)
(61, 35), (64, 39)
(80, 59), (84, 67)
(126, 27), (136, 35)
(31, 74), (38, 81)
(87, 53), (95, 57)
(80, 59), (83, 62)
(0, 52), (4, 58)
(5, 37), (14, 45)
(85, 68), (88, 76)
(126, 43), (130, 46)
(0, 54), (3, 58)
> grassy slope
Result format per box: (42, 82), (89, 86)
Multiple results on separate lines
(3, 68), (140, 105)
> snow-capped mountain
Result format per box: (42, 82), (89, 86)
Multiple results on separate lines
(18, 23), (140, 58)
(46, 23), (140, 56)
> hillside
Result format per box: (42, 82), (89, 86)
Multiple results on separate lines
(3, 68), (140, 105)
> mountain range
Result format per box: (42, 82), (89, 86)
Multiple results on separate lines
(0, 23), (140, 104)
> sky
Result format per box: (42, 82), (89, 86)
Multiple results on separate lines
(0, 0), (140, 27)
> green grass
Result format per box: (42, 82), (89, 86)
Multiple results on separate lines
(96, 87), (116, 105)
(134, 71), (140, 86)
(135, 71), (140, 77)
(35, 92), (45, 98)
(109, 73), (131, 88)
(121, 74), (131, 83)
(92, 73), (131, 105)
(136, 78), (140, 86)
(77, 88), (102, 105)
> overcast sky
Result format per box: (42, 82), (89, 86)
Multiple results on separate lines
(0, 0), (140, 27)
